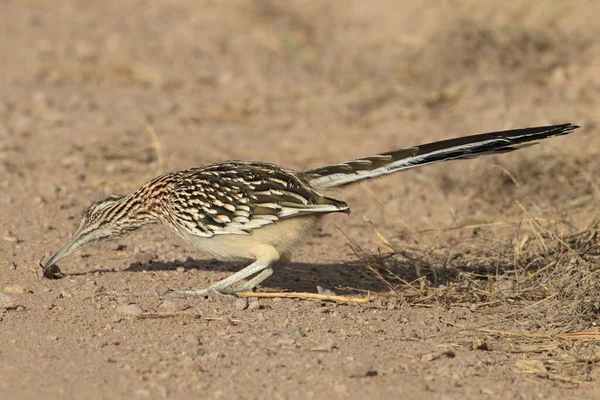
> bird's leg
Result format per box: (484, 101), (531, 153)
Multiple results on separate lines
(220, 251), (290, 293)
(221, 267), (273, 293)
(166, 245), (280, 298)
(165, 259), (272, 298)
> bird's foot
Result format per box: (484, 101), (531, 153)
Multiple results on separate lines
(163, 287), (237, 300)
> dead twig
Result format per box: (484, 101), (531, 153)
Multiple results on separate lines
(236, 291), (371, 304)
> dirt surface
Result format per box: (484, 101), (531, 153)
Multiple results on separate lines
(2, 1), (600, 399)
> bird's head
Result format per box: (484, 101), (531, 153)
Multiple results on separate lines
(43, 194), (145, 274)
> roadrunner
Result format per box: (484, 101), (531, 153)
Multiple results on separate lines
(44, 123), (578, 297)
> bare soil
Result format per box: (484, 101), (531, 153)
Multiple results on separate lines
(2, 1), (600, 399)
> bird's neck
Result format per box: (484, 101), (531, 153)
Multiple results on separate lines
(122, 178), (175, 228)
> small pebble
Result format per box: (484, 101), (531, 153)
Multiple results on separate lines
(157, 300), (181, 313)
(146, 287), (158, 295)
(135, 388), (151, 398)
(3, 285), (26, 294)
(207, 351), (224, 360)
(184, 334), (201, 346)
(316, 286), (337, 296)
(117, 297), (132, 306)
(7, 261), (16, 270)
(115, 304), (144, 316)
(0, 292), (14, 309)
(218, 318), (236, 328)
(248, 300), (261, 311)
(176, 266), (185, 273)
(234, 297), (248, 311)
(184, 346), (205, 356)
(278, 338), (296, 346)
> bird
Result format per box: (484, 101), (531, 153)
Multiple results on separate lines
(43, 123), (579, 297)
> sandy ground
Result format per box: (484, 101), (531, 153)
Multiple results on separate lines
(2, 1), (600, 399)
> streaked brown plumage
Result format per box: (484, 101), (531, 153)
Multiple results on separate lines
(43, 123), (579, 297)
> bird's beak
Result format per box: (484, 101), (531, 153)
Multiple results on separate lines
(44, 238), (78, 270)
(43, 228), (87, 278)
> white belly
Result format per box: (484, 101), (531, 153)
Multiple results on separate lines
(176, 215), (321, 261)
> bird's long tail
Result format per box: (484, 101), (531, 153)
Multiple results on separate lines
(303, 123), (579, 189)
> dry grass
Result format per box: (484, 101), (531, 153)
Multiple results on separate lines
(350, 148), (600, 386)
(357, 175), (600, 332)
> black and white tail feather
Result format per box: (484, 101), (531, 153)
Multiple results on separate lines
(304, 123), (579, 189)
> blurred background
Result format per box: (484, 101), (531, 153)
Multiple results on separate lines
(1, 0), (599, 260)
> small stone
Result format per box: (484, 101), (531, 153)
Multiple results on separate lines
(115, 304), (144, 316)
(480, 388), (494, 395)
(316, 286), (337, 296)
(3, 285), (26, 294)
(207, 351), (224, 360)
(0, 292), (14, 309)
(248, 300), (261, 311)
(146, 287), (157, 295)
(184, 346), (204, 356)
(218, 318), (236, 328)
(333, 383), (348, 394)
(234, 298), (248, 311)
(117, 297), (132, 306)
(3, 231), (19, 243)
(278, 338), (296, 346)
(7, 261), (16, 270)
(157, 300), (182, 313)
(46, 334), (59, 341)
(183, 307), (202, 317)
(184, 334), (201, 346)
(176, 266), (185, 273)
(132, 251), (154, 265)
(135, 388), (151, 398)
